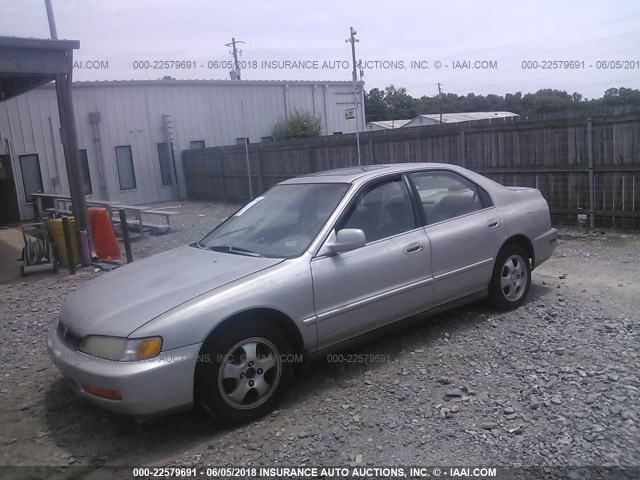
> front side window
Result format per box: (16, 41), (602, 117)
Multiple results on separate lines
(199, 183), (350, 258)
(409, 171), (486, 224)
(339, 178), (415, 243)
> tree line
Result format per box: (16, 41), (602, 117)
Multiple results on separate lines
(364, 86), (640, 122)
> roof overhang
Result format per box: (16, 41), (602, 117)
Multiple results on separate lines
(0, 36), (79, 102)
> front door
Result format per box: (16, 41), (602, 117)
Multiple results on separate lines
(312, 177), (433, 350)
(0, 155), (21, 225)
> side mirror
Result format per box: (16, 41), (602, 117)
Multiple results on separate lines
(326, 228), (367, 254)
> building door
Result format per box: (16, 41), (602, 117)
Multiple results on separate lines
(0, 155), (21, 225)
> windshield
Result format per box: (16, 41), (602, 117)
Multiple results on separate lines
(199, 183), (350, 258)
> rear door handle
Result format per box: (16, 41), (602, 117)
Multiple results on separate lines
(487, 218), (500, 229)
(404, 242), (424, 254)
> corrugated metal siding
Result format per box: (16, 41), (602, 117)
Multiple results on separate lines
(0, 80), (362, 220)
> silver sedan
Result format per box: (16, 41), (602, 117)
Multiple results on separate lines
(47, 163), (557, 422)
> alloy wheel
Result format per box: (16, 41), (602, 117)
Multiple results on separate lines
(217, 337), (282, 410)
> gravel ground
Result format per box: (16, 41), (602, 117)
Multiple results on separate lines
(0, 201), (638, 474)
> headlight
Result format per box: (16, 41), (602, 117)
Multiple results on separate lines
(79, 336), (162, 361)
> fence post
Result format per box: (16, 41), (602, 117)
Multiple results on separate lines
(118, 209), (134, 264)
(255, 144), (264, 195)
(368, 136), (374, 165)
(244, 141), (253, 201)
(459, 130), (466, 165)
(219, 148), (227, 203)
(587, 117), (595, 229)
(61, 215), (76, 275)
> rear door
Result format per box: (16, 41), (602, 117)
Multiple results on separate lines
(408, 170), (503, 305)
(312, 176), (433, 350)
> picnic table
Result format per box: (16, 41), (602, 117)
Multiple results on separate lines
(87, 199), (122, 219)
(112, 205), (148, 237)
(30, 193), (177, 237)
(31, 193), (123, 219)
(30, 192), (71, 218)
(111, 206), (179, 236)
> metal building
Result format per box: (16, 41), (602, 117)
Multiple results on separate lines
(402, 111), (519, 128)
(365, 119), (411, 131)
(0, 79), (365, 220)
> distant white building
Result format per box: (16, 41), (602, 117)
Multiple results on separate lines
(402, 111), (519, 128)
(366, 119), (412, 131)
(0, 79), (365, 220)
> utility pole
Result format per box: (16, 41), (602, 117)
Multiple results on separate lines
(437, 82), (444, 124)
(45, 0), (89, 236)
(240, 101), (253, 200)
(44, 0), (58, 39)
(346, 27), (362, 166)
(225, 37), (245, 80)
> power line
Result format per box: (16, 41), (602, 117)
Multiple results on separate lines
(388, 22), (640, 88)
(433, 14), (640, 62)
(398, 44), (640, 97)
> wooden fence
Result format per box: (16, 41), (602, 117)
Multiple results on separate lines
(183, 112), (640, 228)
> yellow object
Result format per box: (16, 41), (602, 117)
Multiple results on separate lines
(134, 338), (162, 360)
(47, 217), (79, 266)
(82, 384), (122, 400)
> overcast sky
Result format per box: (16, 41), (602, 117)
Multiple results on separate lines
(2, 0), (639, 99)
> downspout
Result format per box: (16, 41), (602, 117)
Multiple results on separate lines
(89, 111), (109, 200)
(47, 116), (62, 193)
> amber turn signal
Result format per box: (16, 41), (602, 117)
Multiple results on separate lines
(134, 338), (162, 359)
(82, 384), (122, 400)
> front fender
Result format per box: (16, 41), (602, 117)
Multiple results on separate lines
(131, 255), (316, 353)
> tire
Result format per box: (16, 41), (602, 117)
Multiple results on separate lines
(489, 244), (531, 311)
(196, 320), (292, 423)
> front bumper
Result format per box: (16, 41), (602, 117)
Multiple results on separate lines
(46, 320), (202, 417)
(532, 227), (558, 269)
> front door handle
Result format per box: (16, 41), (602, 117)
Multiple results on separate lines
(404, 242), (424, 254)
(487, 218), (500, 229)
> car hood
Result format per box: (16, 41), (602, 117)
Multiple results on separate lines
(59, 245), (283, 338)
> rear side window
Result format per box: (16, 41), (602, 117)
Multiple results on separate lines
(409, 171), (490, 224)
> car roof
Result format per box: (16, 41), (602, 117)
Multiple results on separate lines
(279, 163), (472, 185)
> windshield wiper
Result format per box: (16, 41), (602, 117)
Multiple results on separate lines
(206, 245), (264, 257)
(210, 225), (255, 240)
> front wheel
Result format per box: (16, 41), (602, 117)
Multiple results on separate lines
(197, 320), (292, 423)
(489, 245), (531, 311)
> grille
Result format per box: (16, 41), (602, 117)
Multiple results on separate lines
(57, 321), (83, 350)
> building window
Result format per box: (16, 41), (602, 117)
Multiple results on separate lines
(261, 136), (274, 142)
(19, 154), (44, 203)
(236, 137), (249, 145)
(190, 140), (205, 149)
(78, 149), (93, 195)
(115, 145), (137, 190)
(157, 143), (173, 186)
(333, 131), (343, 135)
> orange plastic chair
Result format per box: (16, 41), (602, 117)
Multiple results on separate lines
(88, 207), (121, 260)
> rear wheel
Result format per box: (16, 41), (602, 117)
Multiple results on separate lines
(197, 320), (292, 423)
(489, 245), (531, 311)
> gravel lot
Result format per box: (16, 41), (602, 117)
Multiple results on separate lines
(0, 201), (638, 474)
